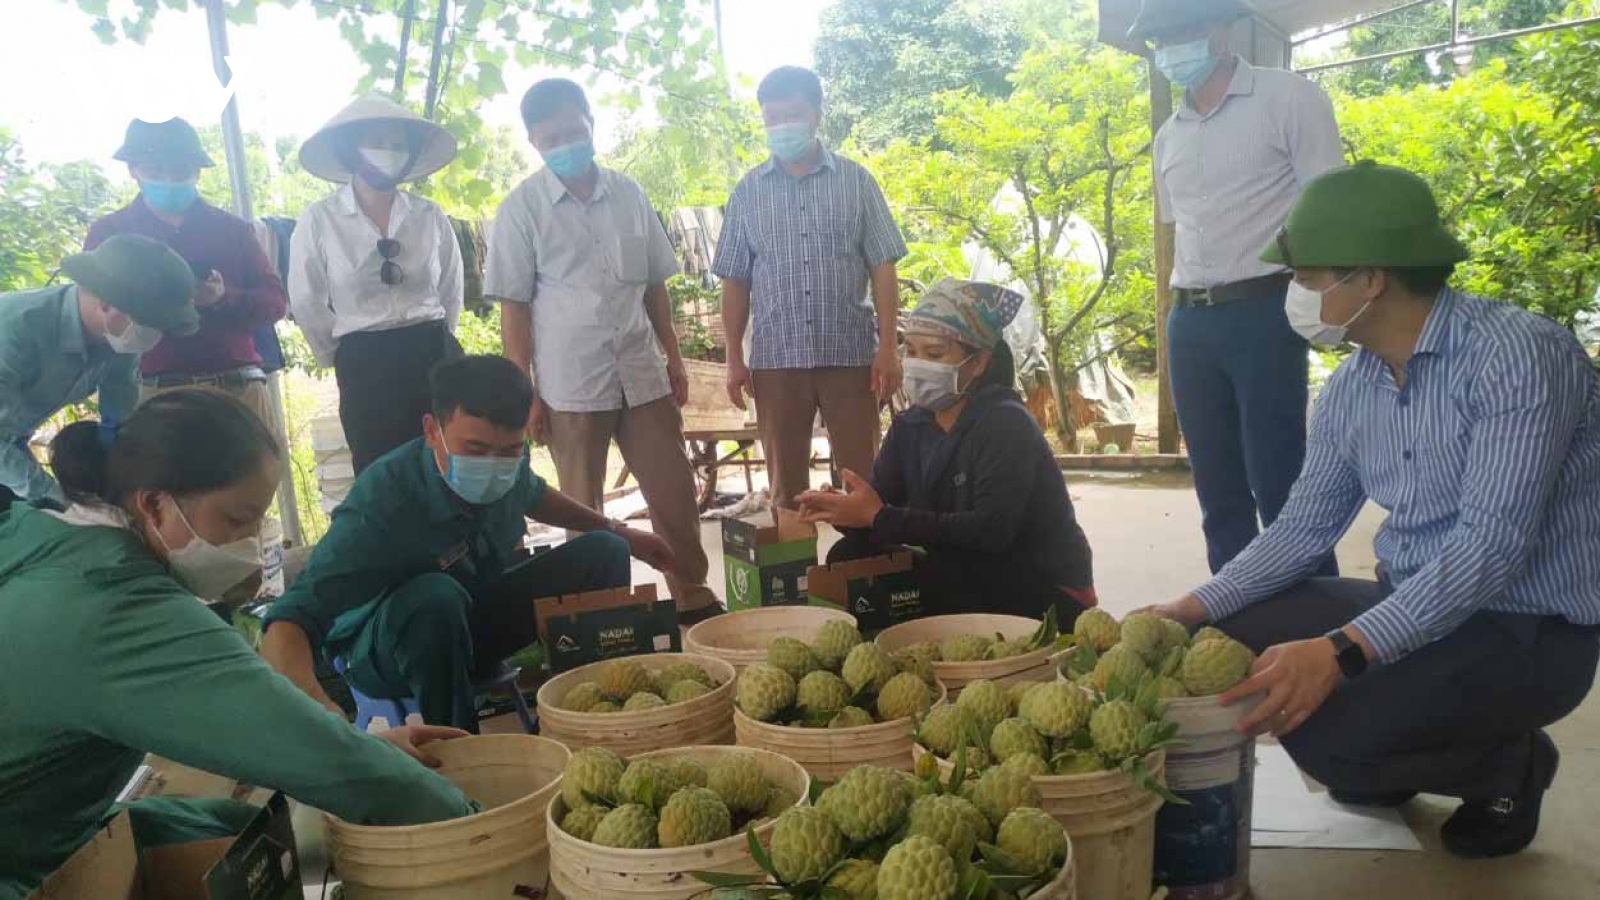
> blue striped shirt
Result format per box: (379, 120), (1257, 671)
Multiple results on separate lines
(1194, 289), (1600, 662)
(712, 147), (908, 370)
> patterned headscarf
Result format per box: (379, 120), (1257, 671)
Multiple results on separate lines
(904, 279), (1026, 350)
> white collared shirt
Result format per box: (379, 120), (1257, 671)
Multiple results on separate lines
(288, 184), (463, 366)
(484, 166), (680, 413)
(1154, 59), (1345, 289)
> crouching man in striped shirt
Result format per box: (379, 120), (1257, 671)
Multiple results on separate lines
(1150, 162), (1600, 859)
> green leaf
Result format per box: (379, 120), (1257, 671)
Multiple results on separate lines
(477, 61), (507, 97)
(808, 779), (827, 805)
(580, 789), (617, 809)
(690, 871), (770, 889)
(746, 826), (779, 880)
(977, 842), (1029, 877)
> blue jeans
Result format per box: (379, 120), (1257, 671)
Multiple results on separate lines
(1168, 289), (1336, 575)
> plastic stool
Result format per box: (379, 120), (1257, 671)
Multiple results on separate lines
(333, 658), (537, 734)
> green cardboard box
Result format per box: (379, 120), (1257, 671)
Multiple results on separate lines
(807, 551), (925, 634)
(27, 792), (301, 900)
(722, 509), (819, 611)
(534, 584), (682, 673)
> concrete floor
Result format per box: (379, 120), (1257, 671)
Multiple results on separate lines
(619, 471), (1600, 900)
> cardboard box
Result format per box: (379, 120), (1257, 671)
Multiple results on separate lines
(722, 509), (819, 611)
(534, 584), (681, 672)
(807, 551), (925, 633)
(27, 793), (301, 900)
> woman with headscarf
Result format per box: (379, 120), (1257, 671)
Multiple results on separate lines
(796, 279), (1098, 627)
(289, 94), (465, 473)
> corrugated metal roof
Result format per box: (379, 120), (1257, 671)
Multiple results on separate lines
(1098, 0), (1417, 53)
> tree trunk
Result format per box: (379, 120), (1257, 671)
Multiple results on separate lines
(1044, 338), (1078, 453)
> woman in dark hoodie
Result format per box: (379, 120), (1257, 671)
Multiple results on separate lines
(797, 279), (1097, 627)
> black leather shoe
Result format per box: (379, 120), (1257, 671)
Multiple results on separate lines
(1441, 730), (1559, 859)
(1329, 789), (1417, 808)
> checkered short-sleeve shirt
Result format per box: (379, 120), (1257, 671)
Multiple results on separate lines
(712, 148), (907, 370)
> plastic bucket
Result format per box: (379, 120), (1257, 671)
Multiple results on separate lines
(326, 734), (569, 899)
(547, 745), (811, 900)
(875, 614), (1058, 698)
(733, 680), (948, 780)
(1153, 695), (1261, 900)
(915, 745), (1164, 900)
(537, 653), (737, 756)
(684, 606), (858, 674)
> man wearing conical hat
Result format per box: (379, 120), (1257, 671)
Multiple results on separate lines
(1151, 162), (1600, 859)
(288, 93), (465, 474)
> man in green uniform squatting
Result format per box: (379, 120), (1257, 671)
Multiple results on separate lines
(0, 234), (200, 510)
(262, 354), (676, 731)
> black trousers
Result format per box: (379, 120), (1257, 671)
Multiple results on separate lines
(1218, 578), (1599, 800)
(334, 321), (463, 475)
(828, 532), (1088, 631)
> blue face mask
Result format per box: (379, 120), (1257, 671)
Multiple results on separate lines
(542, 141), (596, 179)
(439, 434), (525, 506)
(140, 179), (199, 215)
(1156, 39), (1220, 89)
(766, 123), (816, 163)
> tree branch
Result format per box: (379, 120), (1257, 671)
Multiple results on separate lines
(906, 205), (1026, 285)
(1052, 115), (1123, 343)
(1068, 327), (1153, 376)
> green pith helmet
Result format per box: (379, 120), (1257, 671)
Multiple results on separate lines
(1261, 161), (1470, 269)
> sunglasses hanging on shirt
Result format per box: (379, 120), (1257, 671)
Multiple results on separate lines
(377, 238), (404, 286)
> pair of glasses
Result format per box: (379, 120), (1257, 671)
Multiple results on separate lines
(377, 238), (404, 286)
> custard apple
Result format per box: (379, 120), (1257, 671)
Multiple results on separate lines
(956, 679), (1014, 739)
(876, 672), (934, 722)
(767, 636), (823, 681)
(1008, 681), (1039, 711)
(1155, 676), (1190, 699)
(623, 692), (667, 711)
(989, 717), (1047, 762)
(820, 765), (913, 842)
(825, 859), (880, 900)
(707, 753), (770, 814)
(1073, 609), (1121, 652)
(737, 662), (798, 722)
(1017, 682), (1093, 738)
(907, 794), (979, 862)
(599, 659), (655, 701)
(797, 670), (853, 714)
(877, 835), (959, 900)
(919, 704), (978, 757)
(591, 804), (659, 849)
(656, 786), (732, 848)
(950, 794), (994, 843)
(1000, 752), (1051, 778)
(813, 620), (865, 671)
(940, 634), (994, 662)
(669, 758), (709, 788)
(969, 766), (1044, 828)
(1090, 644), (1150, 693)
(1192, 626), (1230, 646)
(762, 784), (800, 819)
(656, 660), (714, 689)
(1053, 751), (1107, 775)
(559, 803), (608, 842)
(1180, 637), (1255, 696)
(769, 806), (846, 883)
(666, 679), (712, 704)
(1155, 646), (1186, 677)
(561, 746), (625, 808)
(1162, 618), (1191, 652)
(986, 638), (1033, 661)
(562, 682), (605, 712)
(1089, 699), (1150, 761)
(589, 700), (621, 713)
(830, 706), (877, 729)
(1120, 612), (1173, 663)
(842, 643), (899, 694)
(616, 759), (683, 811)
(997, 807), (1068, 876)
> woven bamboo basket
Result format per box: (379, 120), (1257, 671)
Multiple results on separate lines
(684, 606), (859, 674)
(875, 614), (1058, 698)
(547, 745), (811, 900)
(326, 734), (569, 899)
(537, 653), (737, 756)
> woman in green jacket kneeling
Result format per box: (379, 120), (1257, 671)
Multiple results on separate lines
(0, 388), (474, 899)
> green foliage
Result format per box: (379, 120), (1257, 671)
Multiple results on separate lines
(666, 275), (720, 361)
(0, 129), (118, 291)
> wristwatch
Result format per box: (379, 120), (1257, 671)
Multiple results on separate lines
(1325, 629), (1368, 679)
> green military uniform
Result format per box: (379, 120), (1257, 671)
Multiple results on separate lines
(265, 438), (632, 730)
(0, 506), (473, 899)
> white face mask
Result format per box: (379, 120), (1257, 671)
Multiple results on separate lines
(1285, 272), (1371, 346)
(359, 147), (412, 179)
(155, 498), (262, 600)
(901, 356), (972, 411)
(105, 314), (164, 356)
